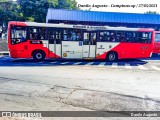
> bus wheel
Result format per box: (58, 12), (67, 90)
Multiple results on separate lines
(33, 50), (45, 61)
(107, 52), (118, 62)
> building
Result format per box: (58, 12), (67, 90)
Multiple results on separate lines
(46, 9), (160, 30)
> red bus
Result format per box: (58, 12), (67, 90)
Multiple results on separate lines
(8, 21), (155, 61)
(153, 31), (160, 54)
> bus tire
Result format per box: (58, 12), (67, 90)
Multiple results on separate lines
(106, 52), (118, 62)
(32, 50), (46, 61)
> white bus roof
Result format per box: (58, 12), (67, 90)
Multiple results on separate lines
(10, 21), (155, 31)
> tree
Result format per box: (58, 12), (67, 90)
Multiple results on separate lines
(17, 0), (58, 22)
(0, 0), (79, 34)
(0, 0), (23, 32)
(145, 11), (159, 14)
(56, 0), (78, 10)
(17, 0), (78, 22)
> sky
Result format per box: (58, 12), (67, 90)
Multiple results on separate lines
(76, 0), (160, 14)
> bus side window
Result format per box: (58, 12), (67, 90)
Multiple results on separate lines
(55, 29), (62, 44)
(117, 31), (125, 42)
(63, 29), (71, 41)
(148, 32), (152, 43)
(90, 33), (96, 45)
(137, 32), (143, 43)
(132, 32), (138, 43)
(29, 27), (46, 40)
(71, 30), (77, 40)
(75, 30), (82, 41)
(125, 31), (133, 43)
(99, 31), (109, 42)
(70, 29), (82, 41)
(29, 27), (38, 40)
(137, 32), (151, 43)
(76, 32), (82, 41)
(109, 31), (116, 42)
(83, 32), (89, 45)
(39, 27), (47, 40)
(48, 29), (55, 44)
(63, 29), (82, 41)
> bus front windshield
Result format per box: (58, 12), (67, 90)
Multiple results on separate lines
(11, 26), (27, 44)
(155, 33), (160, 43)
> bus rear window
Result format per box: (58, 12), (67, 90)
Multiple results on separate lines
(155, 33), (160, 42)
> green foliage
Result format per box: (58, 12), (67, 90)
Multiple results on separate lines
(0, 0), (78, 28)
(26, 17), (35, 22)
(0, 0), (11, 2)
(145, 11), (159, 14)
(0, 0), (24, 29)
(17, 0), (78, 22)
(56, 0), (78, 10)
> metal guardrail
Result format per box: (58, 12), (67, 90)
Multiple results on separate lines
(0, 51), (9, 55)
(0, 39), (8, 51)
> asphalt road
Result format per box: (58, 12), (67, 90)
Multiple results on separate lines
(0, 55), (160, 119)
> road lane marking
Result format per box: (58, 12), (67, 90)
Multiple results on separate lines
(28, 63), (37, 64)
(39, 62), (45, 63)
(125, 63), (132, 69)
(73, 62), (82, 65)
(98, 62), (106, 67)
(151, 66), (160, 71)
(42, 64), (49, 65)
(50, 62), (57, 64)
(112, 63), (118, 68)
(13, 64), (22, 65)
(61, 62), (69, 65)
(85, 62), (94, 66)
(138, 65), (147, 70)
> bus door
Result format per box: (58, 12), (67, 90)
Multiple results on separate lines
(83, 32), (96, 58)
(61, 29), (83, 59)
(48, 29), (62, 58)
